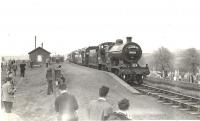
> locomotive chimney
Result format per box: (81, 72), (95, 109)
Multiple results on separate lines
(126, 37), (132, 43)
(35, 35), (37, 49)
(41, 43), (43, 48)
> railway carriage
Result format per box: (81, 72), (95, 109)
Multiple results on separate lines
(68, 51), (81, 64)
(51, 55), (64, 63)
(85, 46), (99, 68)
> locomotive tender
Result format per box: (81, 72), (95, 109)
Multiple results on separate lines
(68, 37), (150, 85)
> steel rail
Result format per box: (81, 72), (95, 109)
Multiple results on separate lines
(134, 84), (200, 118)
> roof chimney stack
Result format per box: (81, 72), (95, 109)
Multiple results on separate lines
(35, 36), (37, 49)
(126, 37), (132, 43)
(41, 43), (43, 48)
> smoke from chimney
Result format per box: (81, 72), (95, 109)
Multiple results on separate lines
(126, 37), (132, 43)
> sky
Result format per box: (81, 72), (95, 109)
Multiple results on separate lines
(0, 0), (200, 56)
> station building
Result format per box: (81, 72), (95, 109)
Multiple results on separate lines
(28, 47), (51, 65)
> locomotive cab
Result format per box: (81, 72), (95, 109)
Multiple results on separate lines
(97, 42), (115, 70)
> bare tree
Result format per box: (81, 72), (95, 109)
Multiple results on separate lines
(180, 48), (200, 75)
(152, 47), (174, 77)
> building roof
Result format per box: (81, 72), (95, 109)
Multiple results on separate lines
(28, 47), (51, 54)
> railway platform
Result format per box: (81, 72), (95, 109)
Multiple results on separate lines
(1, 62), (200, 120)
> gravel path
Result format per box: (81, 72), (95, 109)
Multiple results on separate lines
(62, 63), (200, 120)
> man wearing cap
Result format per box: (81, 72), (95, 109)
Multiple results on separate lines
(87, 86), (113, 121)
(55, 83), (79, 121)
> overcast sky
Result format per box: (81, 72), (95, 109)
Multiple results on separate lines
(0, 0), (200, 56)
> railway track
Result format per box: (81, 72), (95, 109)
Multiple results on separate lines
(134, 84), (200, 118)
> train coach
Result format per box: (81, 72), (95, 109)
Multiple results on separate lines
(68, 37), (150, 85)
(67, 50), (82, 65)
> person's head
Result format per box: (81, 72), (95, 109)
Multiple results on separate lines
(118, 98), (130, 111)
(99, 86), (109, 97)
(59, 83), (67, 91)
(5, 77), (13, 83)
(58, 65), (61, 68)
(47, 67), (52, 72)
(7, 71), (13, 78)
(61, 74), (64, 77)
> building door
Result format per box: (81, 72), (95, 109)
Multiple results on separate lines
(37, 55), (43, 62)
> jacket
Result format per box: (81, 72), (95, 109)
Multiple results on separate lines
(1, 82), (15, 102)
(46, 68), (53, 80)
(55, 92), (78, 115)
(87, 98), (113, 121)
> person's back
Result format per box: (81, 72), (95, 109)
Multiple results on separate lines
(107, 98), (132, 120)
(87, 86), (113, 121)
(13, 64), (17, 71)
(88, 98), (112, 120)
(55, 92), (78, 114)
(46, 68), (53, 80)
(20, 63), (26, 70)
(106, 111), (131, 120)
(2, 81), (15, 102)
(55, 84), (78, 121)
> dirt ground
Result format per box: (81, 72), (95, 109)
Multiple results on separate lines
(1, 62), (200, 120)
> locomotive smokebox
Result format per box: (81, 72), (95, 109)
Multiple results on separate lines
(126, 37), (132, 43)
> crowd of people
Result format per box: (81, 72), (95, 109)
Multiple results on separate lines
(46, 64), (133, 121)
(54, 84), (132, 121)
(1, 60), (27, 78)
(1, 61), (133, 121)
(1, 60), (27, 115)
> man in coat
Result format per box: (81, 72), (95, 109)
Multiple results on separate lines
(12, 63), (17, 76)
(55, 83), (79, 121)
(19, 61), (26, 77)
(1, 77), (16, 113)
(87, 86), (113, 121)
(46, 67), (54, 95)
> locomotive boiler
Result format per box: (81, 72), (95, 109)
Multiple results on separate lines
(106, 37), (150, 85)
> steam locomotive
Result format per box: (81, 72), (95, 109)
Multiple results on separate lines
(68, 37), (150, 85)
